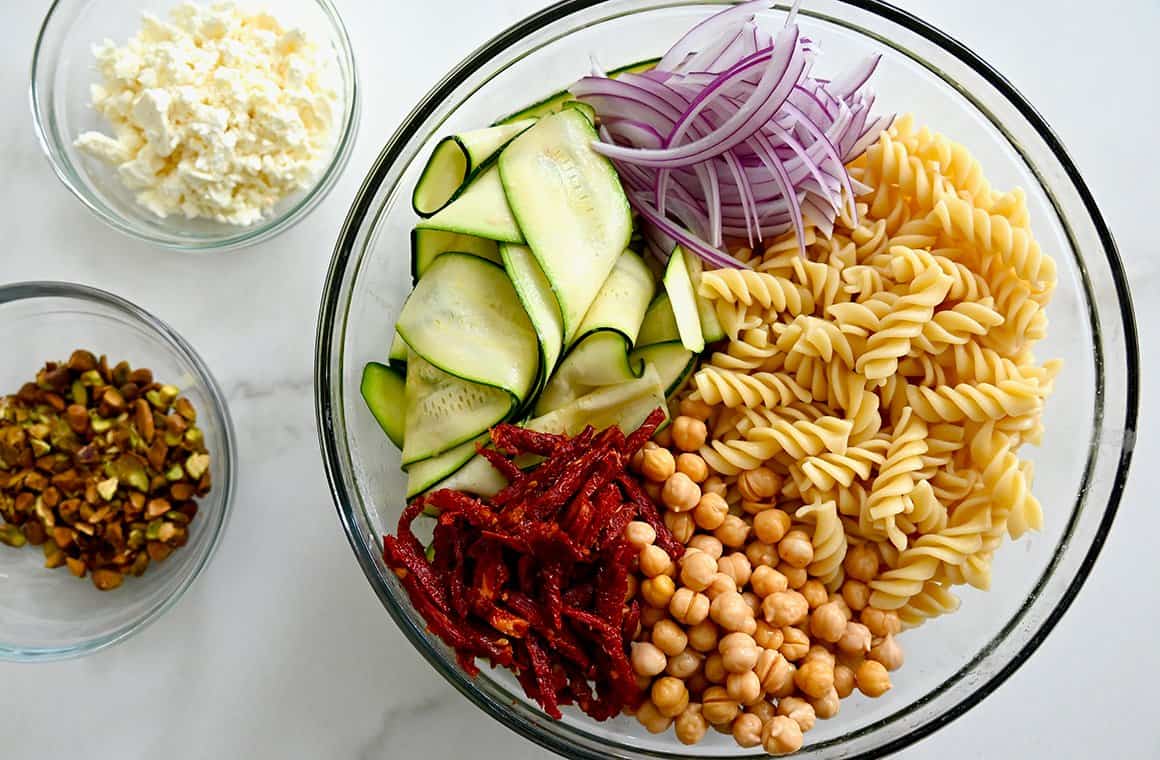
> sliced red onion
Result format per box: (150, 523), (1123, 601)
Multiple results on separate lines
(574, 0), (890, 265)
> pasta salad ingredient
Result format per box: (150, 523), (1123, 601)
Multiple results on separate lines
(75, 1), (339, 225)
(0, 351), (211, 590)
(572, 0), (891, 266)
(382, 410), (681, 722)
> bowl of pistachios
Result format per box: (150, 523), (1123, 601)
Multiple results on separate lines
(0, 282), (236, 661)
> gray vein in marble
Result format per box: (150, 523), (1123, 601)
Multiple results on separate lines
(357, 692), (456, 760)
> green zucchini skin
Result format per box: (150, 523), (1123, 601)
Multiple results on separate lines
(360, 362), (406, 449)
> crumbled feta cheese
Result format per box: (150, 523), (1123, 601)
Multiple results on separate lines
(74, 1), (339, 227)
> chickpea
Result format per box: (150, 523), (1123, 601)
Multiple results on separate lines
(654, 425), (673, 449)
(702, 475), (728, 497)
(674, 703), (708, 745)
(805, 644), (836, 667)
(715, 514), (751, 549)
(693, 492), (729, 531)
(639, 544), (674, 578)
(833, 663), (856, 698)
(640, 603), (668, 629)
(747, 700), (774, 724)
(763, 590), (809, 627)
(701, 686), (740, 726)
(742, 592), (762, 617)
(624, 574), (639, 605)
(667, 648), (704, 679)
(671, 416), (708, 452)
(777, 696), (817, 733)
(670, 587), (711, 626)
(869, 634), (905, 671)
(652, 619), (689, 657)
(779, 626), (810, 662)
(750, 565), (788, 598)
(855, 659), (892, 697)
(652, 676), (690, 718)
(777, 529), (814, 569)
(844, 544), (879, 582)
(754, 648), (794, 696)
(810, 601), (848, 644)
(662, 472), (701, 512)
(634, 673), (654, 692)
(687, 619), (719, 653)
(663, 510), (696, 544)
(800, 580), (828, 609)
(794, 658), (835, 699)
(635, 699), (672, 734)
(837, 621), (872, 657)
(745, 540), (779, 568)
(726, 670), (763, 705)
(841, 579), (871, 611)
(644, 479), (664, 504)
(762, 714), (804, 756)
(624, 520), (657, 551)
(753, 620), (784, 651)
(778, 562), (808, 589)
(679, 551), (718, 592)
(687, 534), (724, 559)
(676, 452), (709, 483)
(731, 712), (765, 748)
(641, 446), (677, 482)
(738, 466), (782, 501)
(679, 397), (714, 421)
(738, 616), (758, 637)
(828, 593), (852, 620)
(719, 632), (760, 673)
(641, 575), (676, 608)
(753, 508), (792, 544)
(860, 607), (902, 638)
(812, 686), (841, 719)
(630, 440), (655, 472)
(631, 641), (668, 677)
(705, 572), (738, 600)
(710, 591), (754, 632)
(718, 552), (753, 588)
(704, 652), (727, 683)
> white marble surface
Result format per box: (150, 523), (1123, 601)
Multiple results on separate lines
(1, 0), (1156, 757)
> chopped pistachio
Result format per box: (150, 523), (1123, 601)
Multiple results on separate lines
(96, 477), (119, 501)
(185, 453), (210, 480)
(0, 524), (26, 547)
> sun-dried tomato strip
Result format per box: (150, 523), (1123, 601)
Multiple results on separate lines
(542, 562), (564, 630)
(623, 407), (666, 458)
(489, 424), (566, 456)
(526, 634), (562, 719)
(595, 542), (636, 625)
(476, 445), (523, 482)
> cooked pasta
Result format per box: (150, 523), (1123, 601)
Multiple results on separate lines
(666, 119), (1059, 631)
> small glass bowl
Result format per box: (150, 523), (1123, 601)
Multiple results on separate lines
(0, 282), (237, 661)
(30, 0), (359, 252)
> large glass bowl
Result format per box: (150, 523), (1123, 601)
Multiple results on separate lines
(0, 282), (237, 661)
(315, 1), (1138, 757)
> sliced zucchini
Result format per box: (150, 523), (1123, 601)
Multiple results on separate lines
(415, 166), (523, 244)
(361, 362), (406, 449)
(401, 353), (512, 466)
(410, 228), (500, 281)
(493, 58), (661, 126)
(636, 292), (682, 347)
(629, 341), (696, 397)
(405, 434), (488, 499)
(499, 109), (633, 344)
(501, 243), (565, 403)
(663, 246), (706, 352)
(572, 250), (655, 347)
(561, 100), (596, 124)
(535, 330), (642, 415)
(412, 119), (536, 217)
(388, 331), (408, 367)
(527, 364), (668, 438)
(395, 252), (539, 404)
(433, 454), (508, 498)
(682, 251), (725, 343)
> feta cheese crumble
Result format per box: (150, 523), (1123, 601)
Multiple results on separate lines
(74, 1), (340, 227)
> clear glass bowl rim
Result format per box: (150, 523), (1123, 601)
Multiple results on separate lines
(0, 281), (239, 661)
(314, 1), (1141, 756)
(28, 0), (361, 253)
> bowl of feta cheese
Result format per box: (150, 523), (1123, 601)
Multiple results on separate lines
(31, 0), (359, 251)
